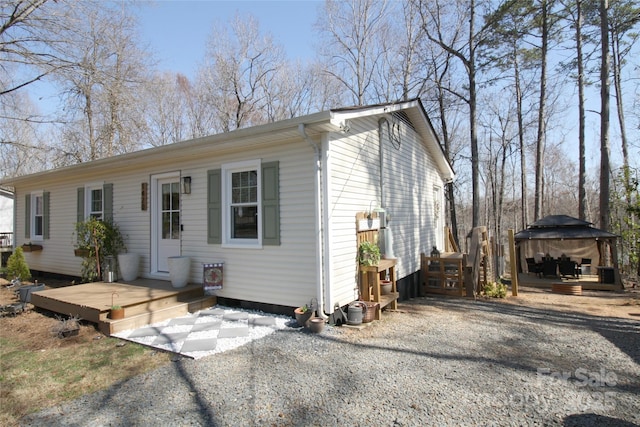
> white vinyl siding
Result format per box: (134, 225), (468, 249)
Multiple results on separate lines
(15, 139), (317, 308)
(327, 115), (446, 308)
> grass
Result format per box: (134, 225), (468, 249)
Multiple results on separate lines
(0, 322), (172, 426)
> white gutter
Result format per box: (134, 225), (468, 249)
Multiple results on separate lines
(298, 124), (329, 319)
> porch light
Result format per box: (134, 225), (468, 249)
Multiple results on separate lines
(182, 176), (192, 194)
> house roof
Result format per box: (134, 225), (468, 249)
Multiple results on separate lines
(0, 99), (455, 187)
(514, 215), (617, 241)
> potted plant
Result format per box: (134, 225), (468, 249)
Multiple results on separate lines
(109, 304), (125, 320)
(109, 292), (125, 319)
(358, 241), (381, 266)
(294, 303), (314, 328)
(74, 218), (125, 283)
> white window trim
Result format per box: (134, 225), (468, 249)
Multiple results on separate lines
(84, 182), (104, 220)
(30, 191), (44, 241)
(221, 159), (262, 249)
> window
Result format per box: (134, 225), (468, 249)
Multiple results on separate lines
(32, 192), (43, 240)
(25, 191), (48, 241)
(223, 160), (261, 246)
(208, 161), (279, 246)
(88, 187), (103, 219)
(77, 183), (112, 223)
(161, 181), (180, 239)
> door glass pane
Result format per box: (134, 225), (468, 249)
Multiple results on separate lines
(162, 212), (171, 239)
(172, 211), (180, 239)
(171, 182), (180, 210)
(162, 183), (171, 210)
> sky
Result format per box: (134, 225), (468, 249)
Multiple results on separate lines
(136, 0), (323, 79)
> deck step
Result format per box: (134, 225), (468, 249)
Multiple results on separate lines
(99, 295), (217, 335)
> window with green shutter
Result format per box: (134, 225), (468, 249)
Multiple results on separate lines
(208, 160), (280, 247)
(26, 191), (49, 241)
(77, 183), (113, 221)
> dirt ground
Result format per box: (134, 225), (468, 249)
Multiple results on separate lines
(496, 285), (640, 320)
(0, 277), (103, 352)
(1, 277), (639, 354)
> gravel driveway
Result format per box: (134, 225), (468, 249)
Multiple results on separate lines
(22, 296), (640, 426)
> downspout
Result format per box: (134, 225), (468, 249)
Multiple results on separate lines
(378, 118), (388, 208)
(298, 124), (329, 320)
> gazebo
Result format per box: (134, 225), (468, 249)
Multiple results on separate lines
(514, 215), (621, 288)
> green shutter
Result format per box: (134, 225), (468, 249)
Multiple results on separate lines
(207, 169), (222, 244)
(77, 187), (85, 223)
(43, 191), (50, 239)
(24, 194), (30, 239)
(262, 161), (280, 246)
(103, 183), (113, 221)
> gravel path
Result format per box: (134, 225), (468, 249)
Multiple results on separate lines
(22, 296), (640, 426)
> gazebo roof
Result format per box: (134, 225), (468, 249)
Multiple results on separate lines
(514, 215), (618, 241)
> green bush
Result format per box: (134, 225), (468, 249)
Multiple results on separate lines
(6, 246), (31, 281)
(484, 281), (507, 298)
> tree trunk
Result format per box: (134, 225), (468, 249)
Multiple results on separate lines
(611, 29), (629, 196)
(534, 0), (549, 221)
(469, 0), (480, 228)
(599, 0), (610, 231)
(514, 45), (528, 227)
(576, 0), (587, 221)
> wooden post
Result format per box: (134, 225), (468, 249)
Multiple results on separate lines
(508, 229), (518, 296)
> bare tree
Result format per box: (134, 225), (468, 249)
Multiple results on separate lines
(51, 1), (152, 163)
(609, 0), (640, 195)
(534, 0), (551, 221)
(480, 95), (518, 249)
(317, 0), (390, 106)
(198, 13), (285, 132)
(558, 0), (589, 220)
(484, 0), (540, 227)
(600, 0), (611, 231)
(420, 34), (466, 247)
(0, 89), (47, 176)
(417, 0), (500, 228)
(0, 0), (66, 97)
(142, 72), (189, 147)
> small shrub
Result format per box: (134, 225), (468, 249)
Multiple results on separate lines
(6, 247), (31, 281)
(484, 281), (507, 298)
(358, 241), (381, 266)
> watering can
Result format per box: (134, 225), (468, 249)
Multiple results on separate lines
(347, 301), (367, 325)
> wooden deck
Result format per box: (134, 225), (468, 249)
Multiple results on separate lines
(30, 279), (216, 336)
(517, 272), (621, 291)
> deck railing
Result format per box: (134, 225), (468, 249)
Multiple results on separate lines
(0, 232), (13, 248)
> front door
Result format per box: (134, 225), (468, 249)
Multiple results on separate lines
(152, 174), (181, 273)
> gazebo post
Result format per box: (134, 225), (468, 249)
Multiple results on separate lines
(508, 229), (518, 296)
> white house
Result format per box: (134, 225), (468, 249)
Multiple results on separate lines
(0, 99), (454, 316)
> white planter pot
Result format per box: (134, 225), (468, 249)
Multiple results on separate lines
(118, 253), (140, 282)
(168, 256), (191, 288)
